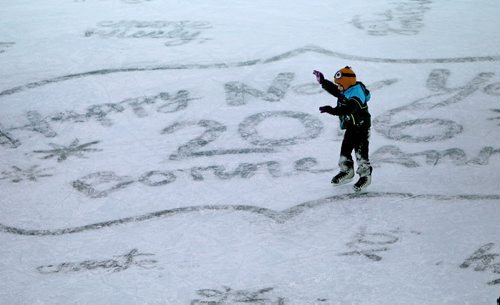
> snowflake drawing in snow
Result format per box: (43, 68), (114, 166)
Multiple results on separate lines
(33, 139), (102, 162)
(0, 165), (53, 183)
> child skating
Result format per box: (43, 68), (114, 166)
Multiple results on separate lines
(313, 66), (373, 192)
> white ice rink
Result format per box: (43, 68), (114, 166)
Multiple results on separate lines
(1, 0), (499, 304)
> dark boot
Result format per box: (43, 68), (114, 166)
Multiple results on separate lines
(353, 175), (371, 192)
(331, 168), (354, 185)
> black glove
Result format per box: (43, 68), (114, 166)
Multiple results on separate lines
(319, 105), (337, 115)
(313, 70), (324, 84)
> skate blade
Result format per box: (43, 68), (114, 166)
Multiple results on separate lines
(353, 186), (367, 193)
(331, 178), (353, 186)
(353, 183), (370, 193)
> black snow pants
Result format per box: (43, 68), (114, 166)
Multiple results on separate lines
(338, 126), (372, 177)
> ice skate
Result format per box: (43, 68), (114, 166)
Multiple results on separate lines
(353, 175), (371, 192)
(331, 168), (354, 185)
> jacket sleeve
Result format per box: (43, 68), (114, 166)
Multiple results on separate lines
(321, 79), (341, 97)
(329, 97), (359, 116)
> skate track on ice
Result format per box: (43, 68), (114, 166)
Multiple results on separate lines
(2, 45), (500, 98)
(1, 191), (499, 236)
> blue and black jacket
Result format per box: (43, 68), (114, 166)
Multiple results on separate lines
(321, 79), (371, 129)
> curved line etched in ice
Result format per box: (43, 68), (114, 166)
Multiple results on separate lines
(2, 45), (500, 98)
(1, 192), (499, 236)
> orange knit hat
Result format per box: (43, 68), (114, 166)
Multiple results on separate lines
(333, 66), (357, 90)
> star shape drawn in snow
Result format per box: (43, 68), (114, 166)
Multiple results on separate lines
(33, 139), (102, 162)
(0, 165), (54, 183)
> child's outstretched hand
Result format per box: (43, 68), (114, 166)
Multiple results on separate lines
(313, 70), (324, 84)
(319, 105), (336, 114)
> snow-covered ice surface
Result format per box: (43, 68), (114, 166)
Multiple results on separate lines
(1, 0), (500, 304)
